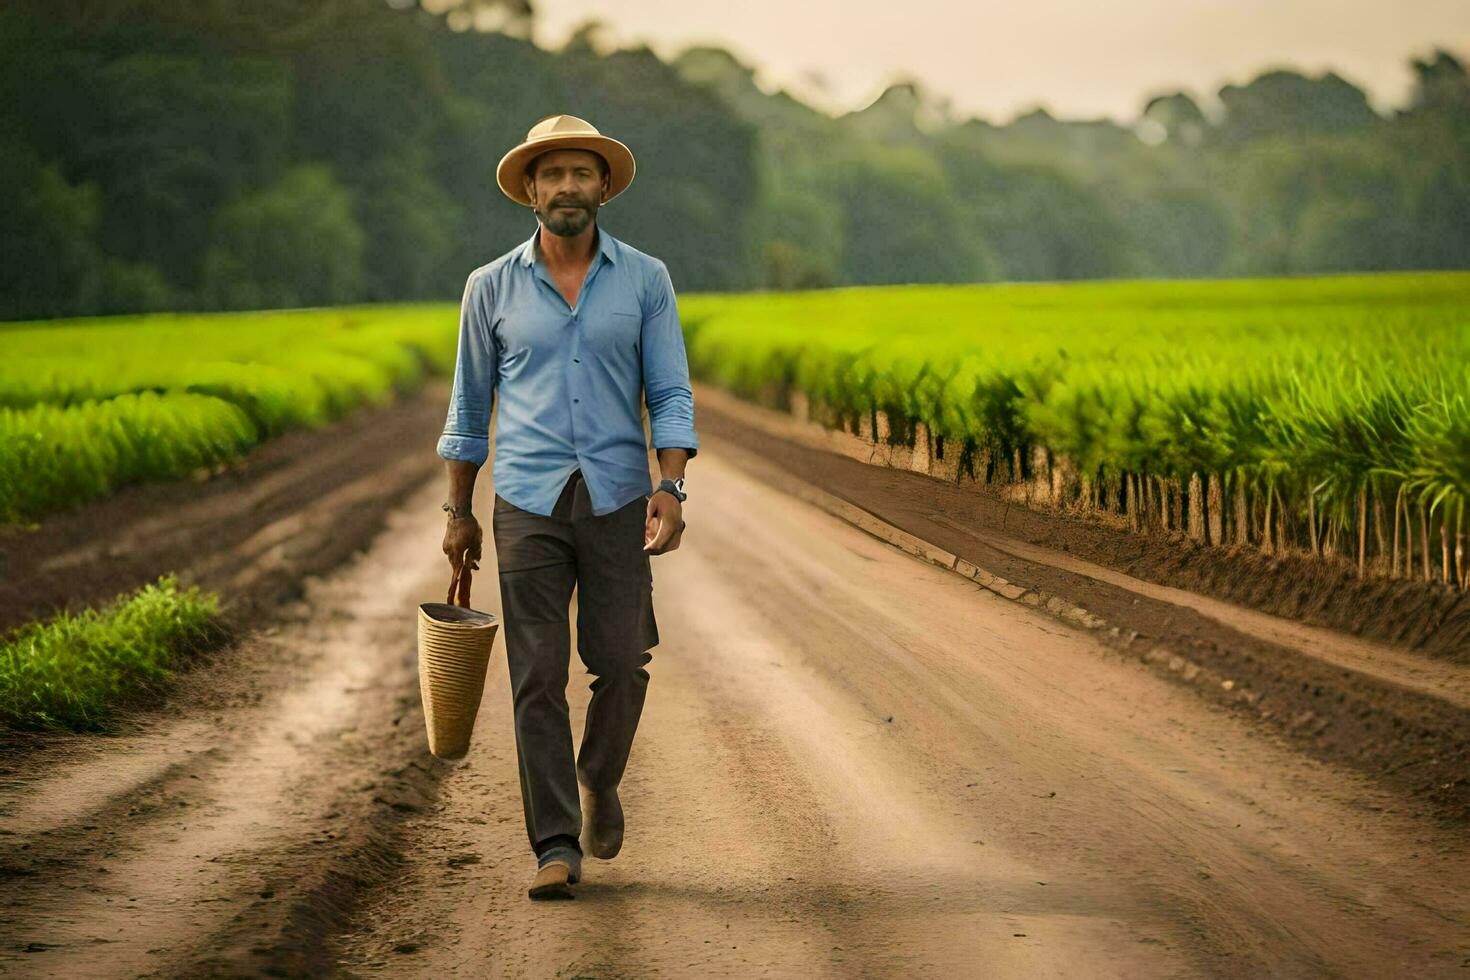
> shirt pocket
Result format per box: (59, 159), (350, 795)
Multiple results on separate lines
(591, 308), (643, 360)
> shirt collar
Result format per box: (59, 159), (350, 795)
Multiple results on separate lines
(519, 223), (617, 268)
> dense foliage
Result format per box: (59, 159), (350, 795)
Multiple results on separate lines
(0, 0), (759, 320)
(2, 2), (1466, 321)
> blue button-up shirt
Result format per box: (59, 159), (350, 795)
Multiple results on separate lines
(437, 223), (699, 517)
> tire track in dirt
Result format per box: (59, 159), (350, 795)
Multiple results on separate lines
(334, 436), (1466, 977)
(0, 482), (453, 978)
(2, 429), (1464, 977)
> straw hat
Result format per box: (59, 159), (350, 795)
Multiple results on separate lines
(496, 114), (636, 207)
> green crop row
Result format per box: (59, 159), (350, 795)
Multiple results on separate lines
(680, 271), (1470, 587)
(0, 305), (458, 523)
(0, 576), (225, 731)
(7, 276), (1466, 585)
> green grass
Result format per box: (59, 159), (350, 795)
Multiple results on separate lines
(681, 271), (1470, 583)
(0, 576), (226, 732)
(0, 305), (458, 523)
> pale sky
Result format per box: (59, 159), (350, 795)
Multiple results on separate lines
(529, 0), (1470, 123)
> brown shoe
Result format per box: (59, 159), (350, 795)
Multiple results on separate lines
(527, 859), (579, 901)
(579, 784), (624, 859)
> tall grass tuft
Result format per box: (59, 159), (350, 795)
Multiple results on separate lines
(0, 576), (226, 732)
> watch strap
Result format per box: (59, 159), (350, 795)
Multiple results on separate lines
(655, 478), (687, 502)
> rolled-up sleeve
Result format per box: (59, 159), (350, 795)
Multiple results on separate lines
(436, 269), (497, 466)
(641, 260), (699, 459)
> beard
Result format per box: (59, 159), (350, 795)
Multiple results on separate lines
(535, 195), (598, 237)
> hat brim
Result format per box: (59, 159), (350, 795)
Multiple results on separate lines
(496, 134), (636, 207)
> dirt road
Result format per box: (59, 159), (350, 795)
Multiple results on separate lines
(2, 434), (1466, 978)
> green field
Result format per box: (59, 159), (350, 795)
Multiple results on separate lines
(4, 273), (1466, 588)
(681, 271), (1470, 587)
(0, 306), (457, 524)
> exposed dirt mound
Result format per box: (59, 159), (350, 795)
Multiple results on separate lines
(696, 396), (1469, 662)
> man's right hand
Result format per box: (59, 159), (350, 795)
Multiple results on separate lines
(443, 514), (483, 574)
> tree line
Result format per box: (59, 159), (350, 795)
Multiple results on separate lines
(1, 0), (1466, 321)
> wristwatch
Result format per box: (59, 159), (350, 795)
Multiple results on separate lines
(654, 477), (687, 503)
(442, 501), (474, 520)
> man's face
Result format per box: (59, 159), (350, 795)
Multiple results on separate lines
(526, 149), (608, 237)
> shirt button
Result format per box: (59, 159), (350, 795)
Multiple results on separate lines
(573, 398), (580, 403)
(573, 358), (580, 363)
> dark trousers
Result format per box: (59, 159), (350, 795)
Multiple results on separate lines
(491, 468), (659, 855)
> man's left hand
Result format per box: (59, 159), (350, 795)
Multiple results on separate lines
(644, 491), (684, 555)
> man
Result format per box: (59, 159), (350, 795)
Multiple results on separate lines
(437, 114), (698, 901)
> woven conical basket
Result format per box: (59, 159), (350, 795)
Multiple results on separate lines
(417, 601), (499, 760)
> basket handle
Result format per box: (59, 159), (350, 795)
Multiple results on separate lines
(447, 549), (474, 608)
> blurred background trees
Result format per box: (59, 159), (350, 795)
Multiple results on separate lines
(1, 0), (1466, 319)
